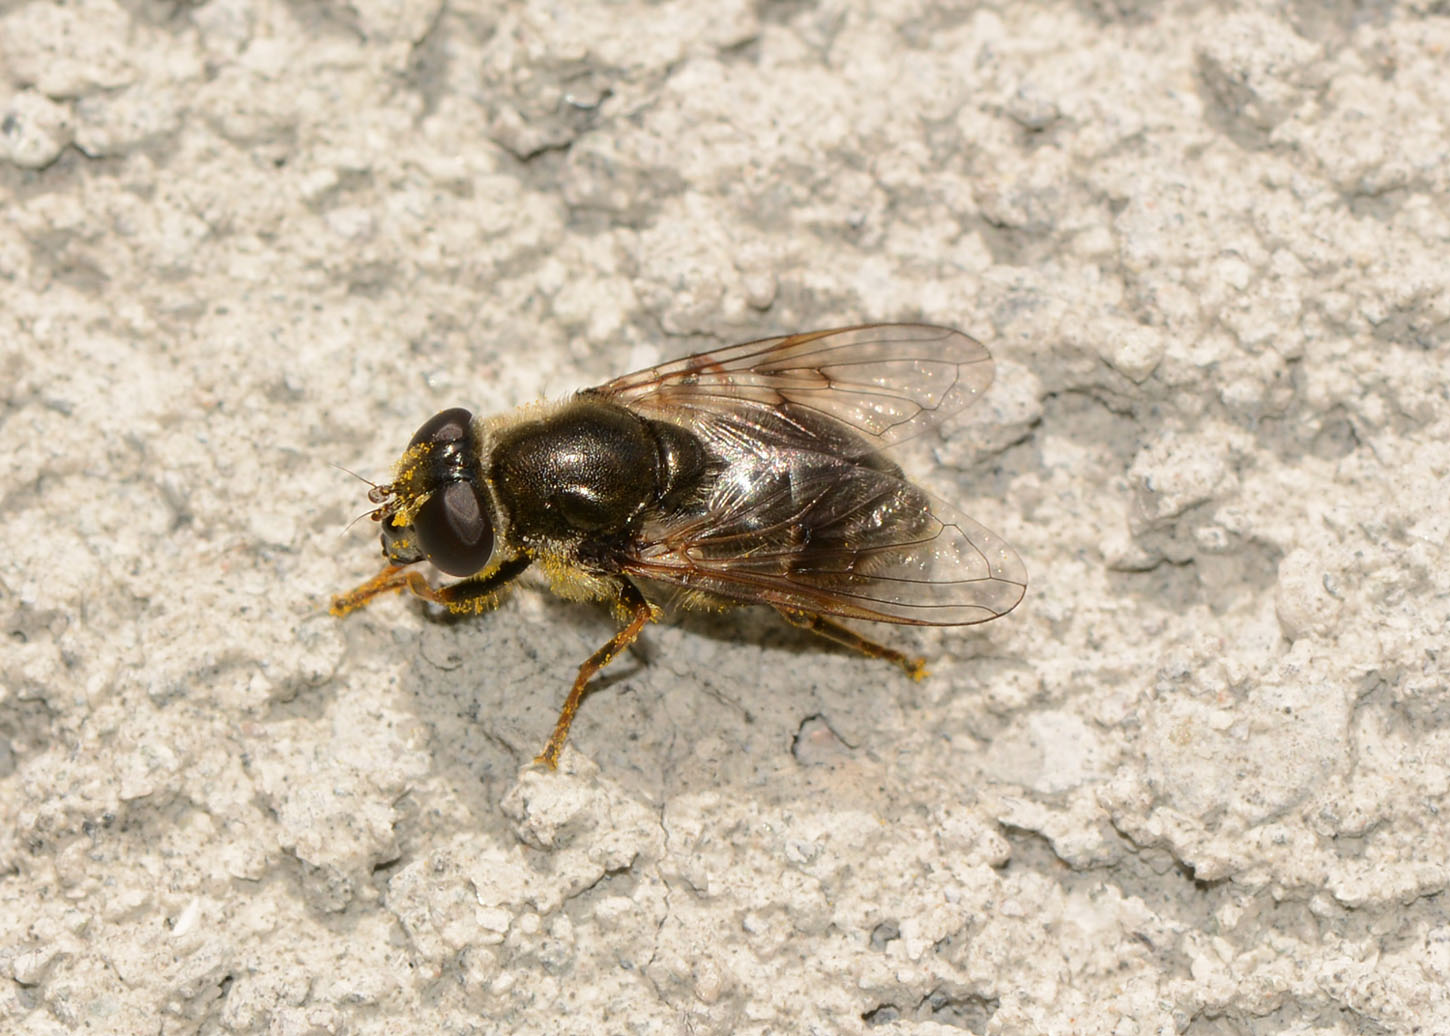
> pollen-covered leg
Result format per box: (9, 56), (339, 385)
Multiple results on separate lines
(422, 557), (531, 614)
(331, 557), (530, 617)
(774, 607), (928, 680)
(331, 564), (414, 616)
(536, 580), (656, 769)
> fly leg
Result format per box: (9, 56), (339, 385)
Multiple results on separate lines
(331, 558), (531, 617)
(331, 564), (413, 615)
(537, 579), (656, 769)
(774, 607), (928, 681)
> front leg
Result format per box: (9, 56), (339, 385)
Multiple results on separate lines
(536, 578), (657, 769)
(331, 556), (531, 617)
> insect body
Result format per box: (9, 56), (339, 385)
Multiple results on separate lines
(332, 325), (1027, 767)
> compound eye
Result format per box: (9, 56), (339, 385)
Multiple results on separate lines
(413, 481), (494, 576)
(408, 407), (473, 449)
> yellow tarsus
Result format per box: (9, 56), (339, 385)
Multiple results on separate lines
(330, 564), (410, 616)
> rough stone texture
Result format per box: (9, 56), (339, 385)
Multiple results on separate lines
(2, 1), (1448, 1033)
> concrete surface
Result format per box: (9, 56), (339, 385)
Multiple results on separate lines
(2, 0), (1448, 1033)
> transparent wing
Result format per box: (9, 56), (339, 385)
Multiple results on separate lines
(620, 426), (1027, 627)
(590, 324), (995, 450)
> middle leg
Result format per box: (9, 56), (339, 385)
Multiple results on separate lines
(536, 579), (657, 769)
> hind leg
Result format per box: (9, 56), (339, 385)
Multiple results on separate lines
(774, 607), (927, 680)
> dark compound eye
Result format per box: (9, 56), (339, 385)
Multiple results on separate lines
(413, 480), (494, 576)
(408, 407), (473, 449)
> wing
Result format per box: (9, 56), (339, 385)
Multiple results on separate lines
(589, 324), (994, 450)
(619, 417), (1027, 627)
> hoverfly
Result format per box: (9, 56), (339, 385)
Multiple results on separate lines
(332, 324), (1026, 767)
